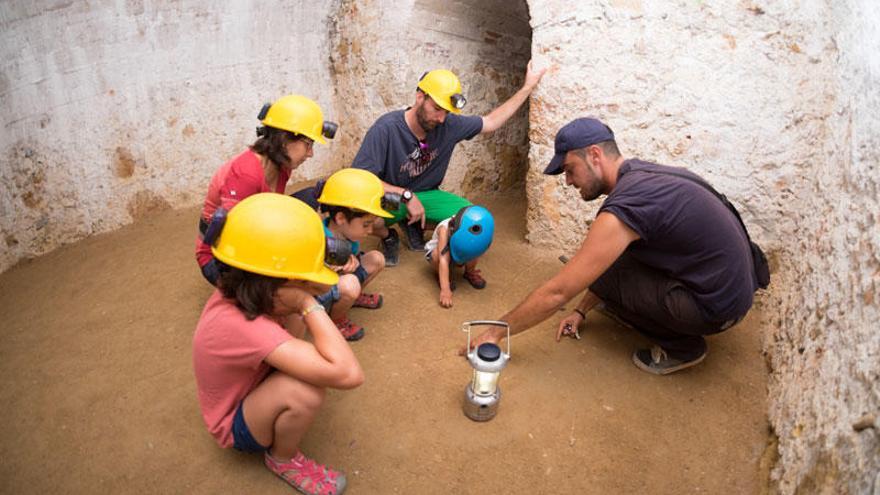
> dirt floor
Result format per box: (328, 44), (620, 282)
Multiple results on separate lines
(0, 192), (769, 494)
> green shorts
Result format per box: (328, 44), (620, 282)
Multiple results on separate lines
(385, 189), (472, 226)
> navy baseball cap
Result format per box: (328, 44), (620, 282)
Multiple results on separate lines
(543, 118), (615, 175)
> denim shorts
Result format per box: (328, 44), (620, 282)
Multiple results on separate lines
(315, 284), (340, 311)
(232, 401), (268, 453)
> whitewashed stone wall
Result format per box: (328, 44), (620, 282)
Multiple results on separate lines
(525, 0), (880, 492)
(0, 0), (337, 272)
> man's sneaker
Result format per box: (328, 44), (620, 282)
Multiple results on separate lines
(632, 345), (706, 375)
(403, 222), (426, 251)
(463, 269), (487, 289)
(264, 451), (347, 495)
(381, 229), (400, 267)
(333, 317), (365, 341)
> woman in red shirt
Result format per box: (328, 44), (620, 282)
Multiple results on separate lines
(196, 95), (338, 285)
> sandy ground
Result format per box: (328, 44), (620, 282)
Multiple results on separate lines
(0, 192), (769, 494)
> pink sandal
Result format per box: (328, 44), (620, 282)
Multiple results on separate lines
(352, 292), (383, 309)
(264, 451), (347, 495)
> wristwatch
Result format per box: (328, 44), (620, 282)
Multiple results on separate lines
(401, 189), (413, 203)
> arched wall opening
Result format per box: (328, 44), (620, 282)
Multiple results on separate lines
(326, 0), (533, 199)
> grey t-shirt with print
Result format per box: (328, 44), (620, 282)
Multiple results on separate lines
(351, 109), (483, 192)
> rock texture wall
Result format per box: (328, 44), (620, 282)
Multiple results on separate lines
(0, 1), (337, 273)
(327, 0), (532, 195)
(764, 2), (880, 492)
(525, 0), (879, 492)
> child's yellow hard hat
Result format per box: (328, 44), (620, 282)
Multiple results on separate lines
(212, 193), (339, 284)
(317, 168), (394, 218)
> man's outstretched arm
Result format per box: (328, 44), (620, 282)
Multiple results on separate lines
(463, 212), (638, 352)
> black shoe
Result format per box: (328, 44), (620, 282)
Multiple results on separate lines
(382, 229), (400, 267)
(632, 346), (706, 375)
(403, 222), (426, 251)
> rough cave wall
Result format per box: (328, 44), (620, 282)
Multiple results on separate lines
(327, 0), (532, 197)
(525, 0), (879, 493)
(0, 0), (337, 273)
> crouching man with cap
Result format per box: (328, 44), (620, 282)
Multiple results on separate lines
(467, 118), (764, 374)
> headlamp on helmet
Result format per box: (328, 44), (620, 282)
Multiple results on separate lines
(450, 93), (467, 110)
(325, 237), (353, 266)
(381, 192), (402, 212)
(322, 121), (338, 140)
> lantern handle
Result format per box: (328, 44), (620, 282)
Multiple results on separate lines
(461, 320), (511, 358)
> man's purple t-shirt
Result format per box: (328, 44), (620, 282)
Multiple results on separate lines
(599, 159), (758, 321)
(352, 109), (483, 192)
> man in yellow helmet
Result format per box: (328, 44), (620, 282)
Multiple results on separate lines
(352, 62), (546, 267)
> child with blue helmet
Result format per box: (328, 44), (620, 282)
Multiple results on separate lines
(424, 205), (495, 308)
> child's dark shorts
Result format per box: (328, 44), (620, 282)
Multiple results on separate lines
(315, 284), (340, 311)
(232, 401), (268, 453)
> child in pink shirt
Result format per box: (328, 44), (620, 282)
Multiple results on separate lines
(193, 193), (361, 495)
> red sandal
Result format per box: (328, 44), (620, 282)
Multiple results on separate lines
(352, 292), (383, 309)
(463, 269), (487, 289)
(333, 317), (365, 341)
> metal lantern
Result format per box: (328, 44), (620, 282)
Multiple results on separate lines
(462, 320), (511, 422)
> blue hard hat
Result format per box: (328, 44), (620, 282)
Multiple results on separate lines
(448, 205), (494, 264)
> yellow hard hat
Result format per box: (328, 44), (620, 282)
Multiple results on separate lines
(259, 94), (338, 145)
(212, 193), (339, 284)
(317, 168), (394, 218)
(417, 69), (467, 114)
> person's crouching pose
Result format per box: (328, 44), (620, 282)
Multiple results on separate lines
(193, 193), (362, 495)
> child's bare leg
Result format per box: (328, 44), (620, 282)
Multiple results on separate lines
(242, 371), (326, 459)
(466, 259), (478, 271)
(359, 250), (385, 287)
(329, 274), (359, 322)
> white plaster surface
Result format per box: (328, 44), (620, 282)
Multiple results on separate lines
(0, 1), (337, 271)
(525, 0), (880, 492)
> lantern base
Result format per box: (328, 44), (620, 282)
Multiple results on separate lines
(463, 383), (501, 422)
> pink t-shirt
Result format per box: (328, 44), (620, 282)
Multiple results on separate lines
(195, 149), (292, 267)
(192, 290), (293, 448)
